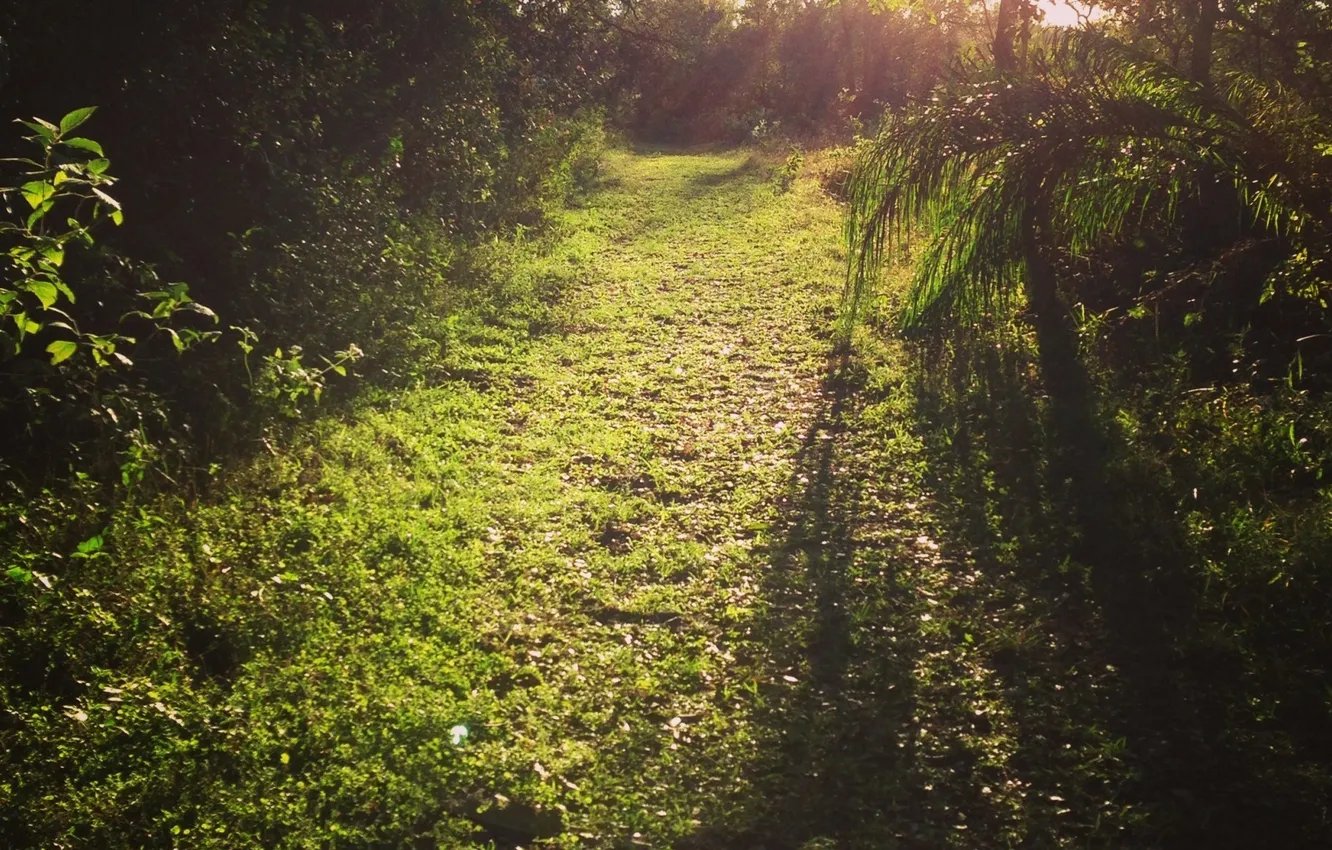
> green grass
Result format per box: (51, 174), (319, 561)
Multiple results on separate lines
(2, 149), (853, 847)
(4, 147), (1330, 850)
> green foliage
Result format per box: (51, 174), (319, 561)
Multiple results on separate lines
(0, 23), (620, 847)
(839, 10), (1332, 844)
(0, 149), (847, 849)
(894, 315), (1332, 846)
(0, 111), (226, 479)
(616, 0), (956, 144)
(254, 343), (365, 415)
(774, 149), (805, 193)
(846, 32), (1327, 333)
(3, 0), (1332, 847)
(0, 1), (616, 474)
(0, 110), (216, 372)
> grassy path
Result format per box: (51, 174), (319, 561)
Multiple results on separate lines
(441, 149), (849, 839)
(378, 150), (1140, 847)
(32, 148), (1296, 848)
(216, 149), (1135, 847)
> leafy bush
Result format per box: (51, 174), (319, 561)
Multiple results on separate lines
(0, 111), (221, 478)
(774, 149), (804, 194)
(0, 13), (615, 842)
(1, 110), (215, 370)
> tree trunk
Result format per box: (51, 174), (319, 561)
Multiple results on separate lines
(1191, 0), (1218, 84)
(1021, 200), (1082, 407)
(994, 0), (1021, 74)
(1133, 0), (1157, 45)
(1021, 196), (1111, 557)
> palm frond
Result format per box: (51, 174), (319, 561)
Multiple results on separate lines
(845, 28), (1319, 336)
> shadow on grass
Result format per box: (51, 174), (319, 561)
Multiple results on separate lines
(687, 336), (1332, 849)
(679, 155), (765, 198)
(906, 339), (1332, 847)
(700, 351), (921, 849)
(687, 351), (970, 848)
(918, 338), (1332, 849)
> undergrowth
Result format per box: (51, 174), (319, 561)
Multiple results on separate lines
(886, 297), (1332, 847)
(4, 146), (1330, 850)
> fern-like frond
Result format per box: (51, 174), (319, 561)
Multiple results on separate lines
(846, 28), (1321, 336)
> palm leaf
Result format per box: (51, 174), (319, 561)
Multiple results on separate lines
(845, 29), (1316, 335)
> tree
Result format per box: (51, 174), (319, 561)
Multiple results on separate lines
(993, 0), (1031, 74)
(845, 31), (1320, 440)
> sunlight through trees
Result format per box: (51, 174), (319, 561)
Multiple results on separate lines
(3, 2), (1331, 847)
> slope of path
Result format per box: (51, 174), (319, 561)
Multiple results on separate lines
(20, 149), (1321, 850)
(275, 150), (1148, 848)
(402, 152), (1139, 848)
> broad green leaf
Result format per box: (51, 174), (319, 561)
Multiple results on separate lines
(46, 339), (78, 364)
(59, 107), (98, 135)
(183, 302), (218, 320)
(17, 119), (55, 142)
(27, 201), (54, 230)
(86, 158), (111, 175)
(20, 181), (54, 210)
(26, 279), (59, 309)
(40, 246), (64, 267)
(5, 566), (32, 585)
(61, 137), (104, 156)
(13, 311), (41, 336)
(76, 534), (103, 555)
(91, 186), (121, 210)
(110, 209), (124, 226)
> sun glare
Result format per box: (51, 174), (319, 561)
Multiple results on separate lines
(1040, 0), (1107, 27)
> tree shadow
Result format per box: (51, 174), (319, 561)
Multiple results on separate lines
(685, 333), (1332, 849)
(904, 336), (1332, 848)
(680, 155), (764, 198)
(686, 349), (1013, 848)
(683, 351), (921, 849)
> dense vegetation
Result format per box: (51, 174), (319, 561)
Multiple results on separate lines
(2, 1), (1331, 848)
(843, 2), (1332, 845)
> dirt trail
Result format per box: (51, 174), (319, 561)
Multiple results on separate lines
(458, 151), (854, 839)
(431, 151), (1036, 847)
(354, 149), (1142, 848)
